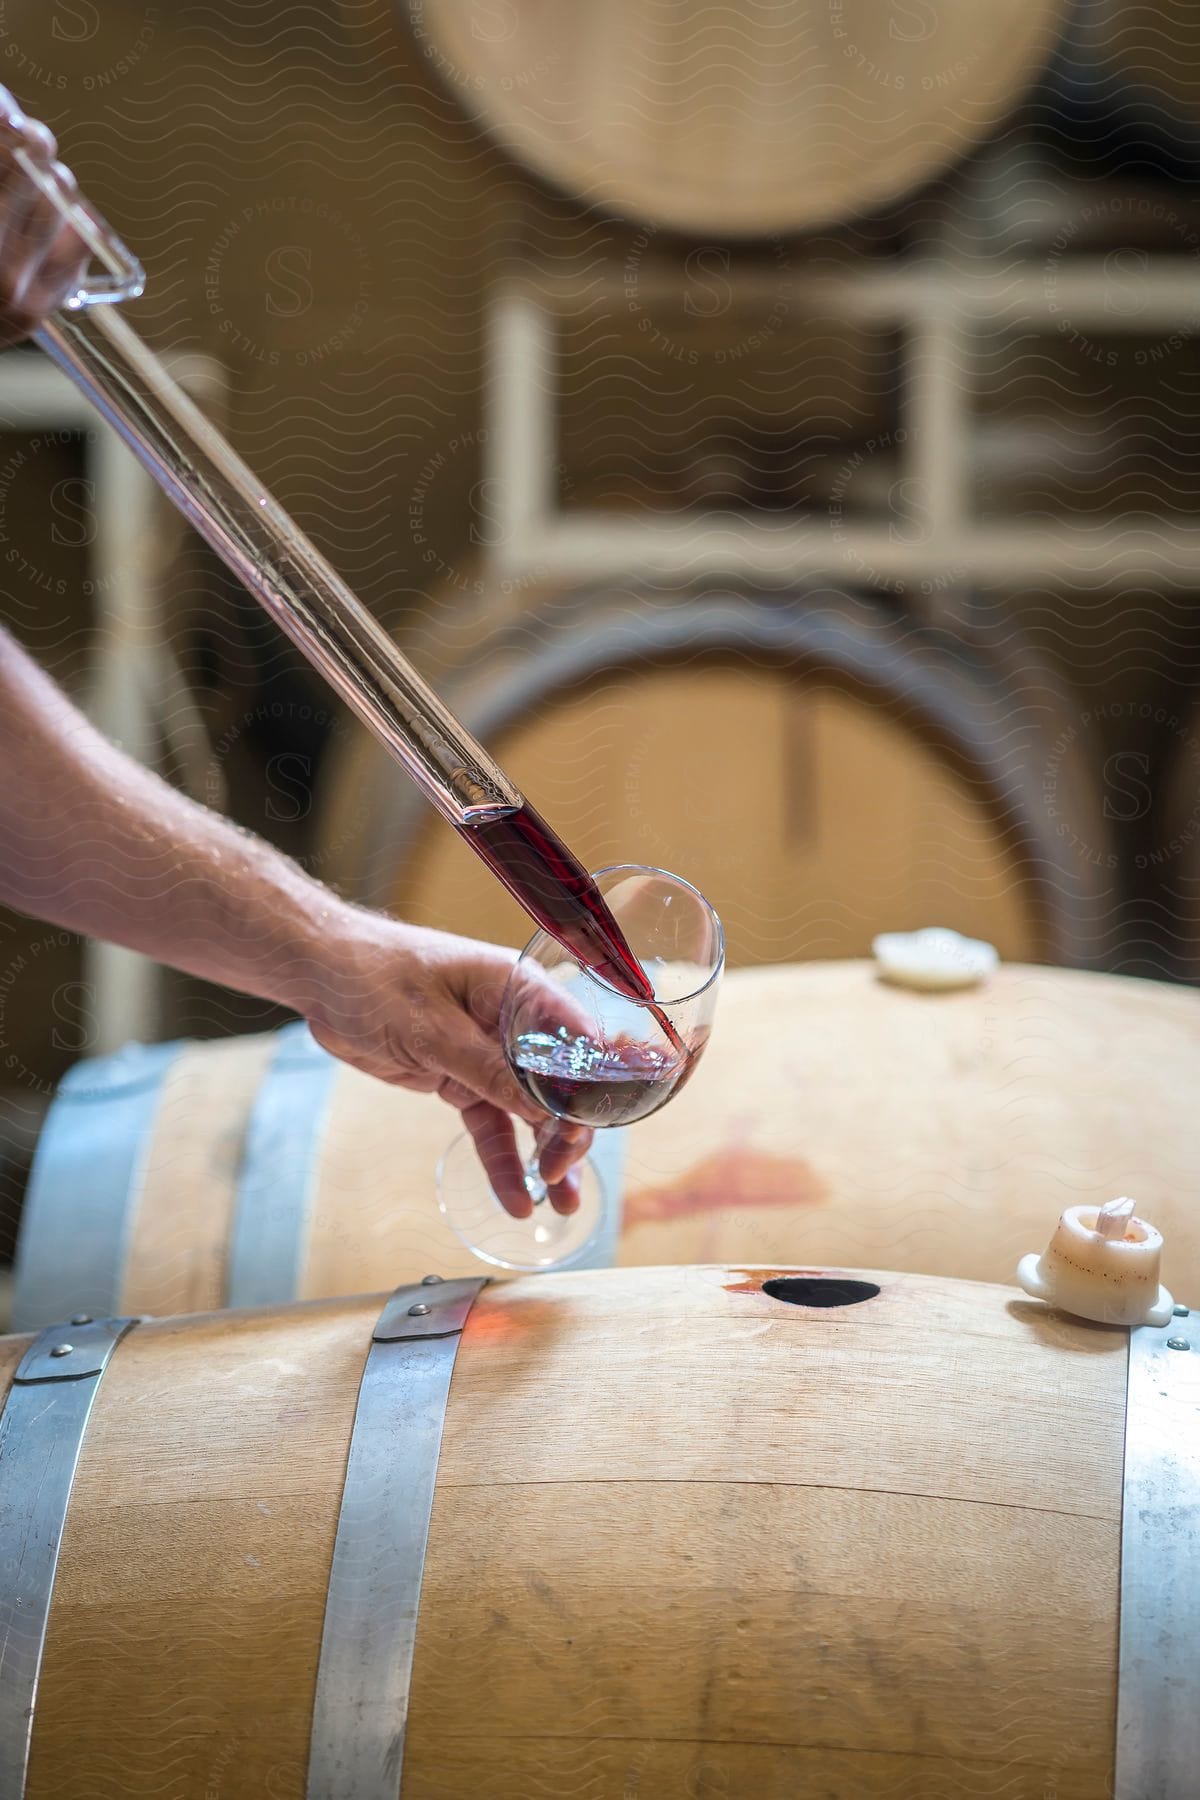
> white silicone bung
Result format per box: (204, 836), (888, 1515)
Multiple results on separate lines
(872, 926), (999, 992)
(1017, 1197), (1174, 1328)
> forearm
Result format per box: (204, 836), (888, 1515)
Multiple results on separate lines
(0, 629), (357, 1012)
(0, 630), (584, 1209)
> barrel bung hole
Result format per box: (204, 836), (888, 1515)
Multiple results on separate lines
(762, 1277), (880, 1308)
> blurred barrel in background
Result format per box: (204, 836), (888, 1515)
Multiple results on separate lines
(407, 0), (1069, 232)
(316, 588), (1111, 969)
(14, 961), (1199, 1328)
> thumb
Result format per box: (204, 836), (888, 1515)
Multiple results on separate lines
(442, 1022), (545, 1127)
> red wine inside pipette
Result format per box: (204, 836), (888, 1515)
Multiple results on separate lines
(458, 802), (681, 1046)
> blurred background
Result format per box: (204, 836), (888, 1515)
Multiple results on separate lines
(2, 0), (1200, 1231)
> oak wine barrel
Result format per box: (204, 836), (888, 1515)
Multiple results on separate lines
(316, 588), (1115, 970)
(14, 961), (1200, 1330)
(2, 1263), (1196, 1798)
(406, 0), (1069, 234)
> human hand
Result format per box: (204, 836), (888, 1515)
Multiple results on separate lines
(297, 909), (593, 1219)
(0, 90), (88, 347)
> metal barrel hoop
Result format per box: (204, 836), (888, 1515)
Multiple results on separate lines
(226, 1022), (340, 1310)
(12, 1040), (185, 1332)
(0, 1314), (139, 1798)
(307, 1276), (487, 1800)
(1116, 1305), (1200, 1799)
(0, 1280), (1196, 1795)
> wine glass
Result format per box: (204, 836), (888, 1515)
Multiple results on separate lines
(437, 864), (724, 1270)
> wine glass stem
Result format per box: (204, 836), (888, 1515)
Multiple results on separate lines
(524, 1121), (556, 1207)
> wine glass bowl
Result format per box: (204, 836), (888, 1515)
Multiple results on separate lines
(437, 865), (724, 1271)
(501, 865), (724, 1130)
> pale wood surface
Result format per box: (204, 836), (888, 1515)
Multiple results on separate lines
(120, 1032), (277, 1317)
(302, 1055), (480, 1297)
(377, 670), (1043, 968)
(12, 1265), (1125, 1798)
(32, 960), (1200, 1316)
(415, 1264), (1123, 1798)
(619, 962), (1200, 1299)
(410, 0), (1068, 235)
(251, 960), (1200, 1306)
(26, 1295), (371, 1800)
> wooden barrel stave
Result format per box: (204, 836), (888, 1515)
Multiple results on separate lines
(13, 961), (1200, 1327)
(617, 961), (1200, 1284)
(28, 1298), (362, 1799)
(13, 1265), (1127, 1798)
(317, 589), (1114, 972)
(122, 1031), (278, 1316)
(407, 0), (1069, 235)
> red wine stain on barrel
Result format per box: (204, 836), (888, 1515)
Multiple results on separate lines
(623, 1147), (828, 1228)
(723, 1268), (833, 1294)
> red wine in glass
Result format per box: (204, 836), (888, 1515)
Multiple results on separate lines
(458, 802), (684, 1049)
(437, 863), (722, 1272)
(509, 1029), (694, 1129)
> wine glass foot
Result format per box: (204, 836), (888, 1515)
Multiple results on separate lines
(437, 1125), (606, 1272)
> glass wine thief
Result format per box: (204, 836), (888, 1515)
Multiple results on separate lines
(11, 111), (519, 830)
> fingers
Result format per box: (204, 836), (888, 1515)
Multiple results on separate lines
(0, 103), (88, 338)
(455, 1099), (533, 1219)
(0, 95), (59, 165)
(440, 1081), (583, 1218)
(22, 213), (88, 316)
(546, 1167), (582, 1216)
(498, 956), (598, 1043)
(442, 1028), (589, 1214)
(13, 204), (86, 314)
(537, 1119), (592, 1188)
(441, 1020), (545, 1127)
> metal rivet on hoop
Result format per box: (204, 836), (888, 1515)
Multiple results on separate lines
(421, 1275), (443, 1286)
(408, 1303), (431, 1318)
(49, 1344), (72, 1358)
(70, 1313), (92, 1326)
(1166, 1338), (1191, 1353)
